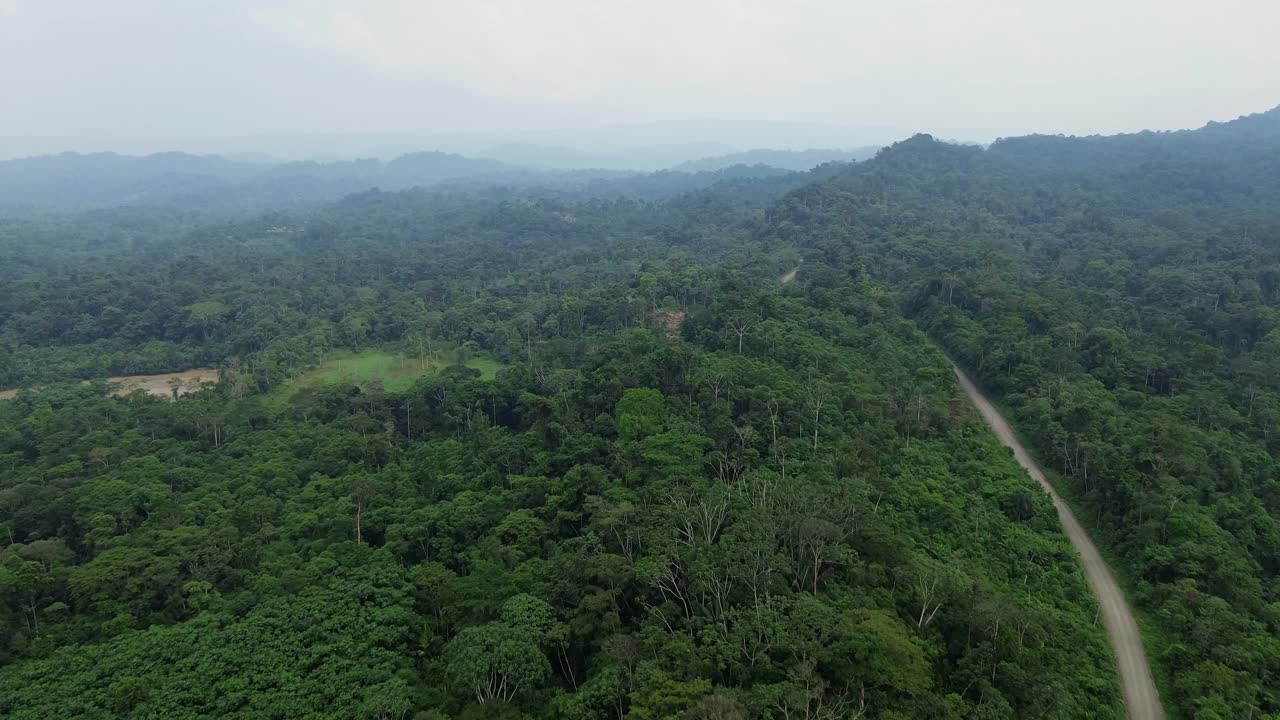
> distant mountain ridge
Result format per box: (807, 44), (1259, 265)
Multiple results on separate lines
(672, 147), (880, 172)
(984, 104), (1280, 171)
(7, 107), (1274, 214)
(0, 150), (522, 212)
(481, 142), (735, 171)
(831, 105), (1280, 225)
(0, 148), (800, 213)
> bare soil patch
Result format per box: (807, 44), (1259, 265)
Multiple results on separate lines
(658, 310), (686, 337)
(0, 368), (218, 401)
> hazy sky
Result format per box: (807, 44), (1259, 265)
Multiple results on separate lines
(2, 0), (1277, 156)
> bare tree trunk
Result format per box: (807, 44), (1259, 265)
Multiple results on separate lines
(804, 381), (827, 453)
(727, 318), (755, 354)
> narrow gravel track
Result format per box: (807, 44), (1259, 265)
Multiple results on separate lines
(952, 364), (1165, 720)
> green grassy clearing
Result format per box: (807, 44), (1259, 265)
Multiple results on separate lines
(269, 349), (504, 409)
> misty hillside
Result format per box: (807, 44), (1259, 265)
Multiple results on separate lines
(672, 146), (880, 172)
(0, 149), (813, 213)
(0, 150), (523, 212)
(480, 141), (736, 171)
(792, 106), (1280, 230)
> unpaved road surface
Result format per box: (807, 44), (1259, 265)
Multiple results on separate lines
(0, 369), (217, 401)
(953, 364), (1164, 720)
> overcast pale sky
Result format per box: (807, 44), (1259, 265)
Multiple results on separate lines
(2, 0), (1277, 155)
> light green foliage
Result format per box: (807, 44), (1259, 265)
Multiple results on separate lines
(0, 551), (415, 719)
(615, 388), (669, 441)
(444, 622), (550, 704)
(627, 670), (712, 719)
(270, 348), (503, 401)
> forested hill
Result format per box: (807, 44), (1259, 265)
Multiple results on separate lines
(1, 107), (1278, 719)
(986, 109), (1280, 223)
(767, 106), (1280, 717)
(844, 106), (1280, 225)
(989, 105), (1280, 173)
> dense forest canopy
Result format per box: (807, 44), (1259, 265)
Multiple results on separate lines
(1, 107), (1278, 720)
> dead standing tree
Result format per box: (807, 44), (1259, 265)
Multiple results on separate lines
(766, 398), (787, 480)
(803, 380), (830, 453)
(726, 316), (756, 354)
(895, 560), (956, 630)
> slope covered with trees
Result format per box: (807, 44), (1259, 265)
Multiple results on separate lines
(766, 107), (1280, 718)
(0, 150), (802, 215)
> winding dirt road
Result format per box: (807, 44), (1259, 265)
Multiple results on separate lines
(952, 364), (1165, 720)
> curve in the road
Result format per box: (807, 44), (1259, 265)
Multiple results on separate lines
(952, 364), (1166, 720)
